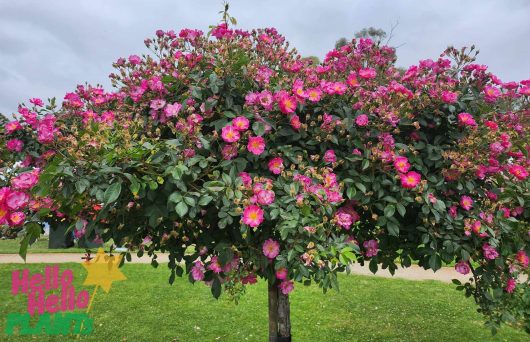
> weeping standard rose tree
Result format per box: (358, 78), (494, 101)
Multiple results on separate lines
(1, 17), (529, 340)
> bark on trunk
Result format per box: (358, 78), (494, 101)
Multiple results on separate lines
(268, 282), (291, 342)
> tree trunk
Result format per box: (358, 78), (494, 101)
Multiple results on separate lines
(268, 282), (291, 342)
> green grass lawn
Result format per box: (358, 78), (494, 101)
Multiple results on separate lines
(0, 263), (527, 341)
(0, 238), (112, 254)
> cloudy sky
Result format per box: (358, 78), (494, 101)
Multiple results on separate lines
(1, 0), (529, 115)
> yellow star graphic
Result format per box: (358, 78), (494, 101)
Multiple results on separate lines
(81, 248), (127, 293)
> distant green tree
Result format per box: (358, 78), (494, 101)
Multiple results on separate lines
(302, 56), (320, 65)
(354, 27), (387, 43)
(0, 113), (8, 126)
(334, 37), (348, 50)
(335, 26), (393, 50)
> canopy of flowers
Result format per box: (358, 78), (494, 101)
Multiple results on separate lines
(1, 21), (528, 332)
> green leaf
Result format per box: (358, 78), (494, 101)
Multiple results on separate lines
(252, 121), (265, 136)
(103, 183), (122, 204)
(19, 222), (41, 261)
(198, 195), (213, 206)
(387, 222), (399, 236)
(211, 277), (222, 299)
(184, 197), (196, 207)
(361, 159), (370, 170)
(355, 183), (366, 193)
(162, 75), (176, 84)
(75, 179), (90, 194)
(175, 202), (188, 217)
(384, 205), (396, 218)
(130, 177), (140, 195)
(396, 203), (406, 217)
(191, 87), (202, 100)
(346, 186), (357, 199)
(204, 181), (225, 192)
(383, 196), (397, 203)
(429, 254), (442, 272)
(369, 259), (378, 274)
(168, 192), (183, 203)
(19, 235), (29, 261)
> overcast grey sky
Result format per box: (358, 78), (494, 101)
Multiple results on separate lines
(1, 0), (529, 115)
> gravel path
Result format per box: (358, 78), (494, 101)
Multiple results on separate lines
(0, 253), (470, 284)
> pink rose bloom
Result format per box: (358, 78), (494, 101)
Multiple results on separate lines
(460, 196), (473, 211)
(482, 243), (499, 260)
(335, 212), (353, 229)
(30, 98), (44, 107)
(483, 85), (501, 103)
(324, 150), (336, 163)
(519, 86), (530, 96)
(516, 250), (529, 268)
(247, 136), (266, 155)
(221, 144), (238, 160)
(428, 193), (437, 204)
(6, 139), (24, 152)
(257, 189), (275, 206)
(448, 205), (458, 218)
(347, 73), (359, 87)
(278, 95), (297, 114)
(454, 261), (470, 275)
(11, 171), (39, 190)
(0, 187), (11, 203)
(6, 191), (29, 210)
(150, 99), (166, 110)
(183, 149), (195, 158)
(74, 227), (86, 239)
(489, 142), (504, 155)
(355, 114), (369, 126)
(276, 267), (288, 280)
(0, 205), (8, 225)
(508, 164), (528, 181)
(208, 256), (222, 273)
(259, 91), (273, 108)
(441, 90), (458, 103)
(242, 205), (264, 227)
(457, 112), (477, 127)
(505, 278), (516, 293)
(307, 88), (322, 102)
(290, 114), (301, 130)
(393, 156), (410, 173)
(326, 190), (343, 203)
(400, 171), (421, 189)
(221, 125), (240, 143)
(128, 55), (141, 65)
(263, 239), (280, 259)
(239, 172), (253, 187)
(101, 111), (115, 125)
(232, 116), (250, 131)
(245, 92), (258, 105)
(363, 239), (379, 257)
(358, 67), (376, 79)
(304, 226), (316, 234)
(37, 124), (55, 144)
(279, 280), (294, 295)
(141, 236), (152, 245)
(268, 157), (284, 175)
(164, 103), (182, 117)
(5, 121), (22, 134)
(9, 212), (25, 226)
(241, 273), (257, 285)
